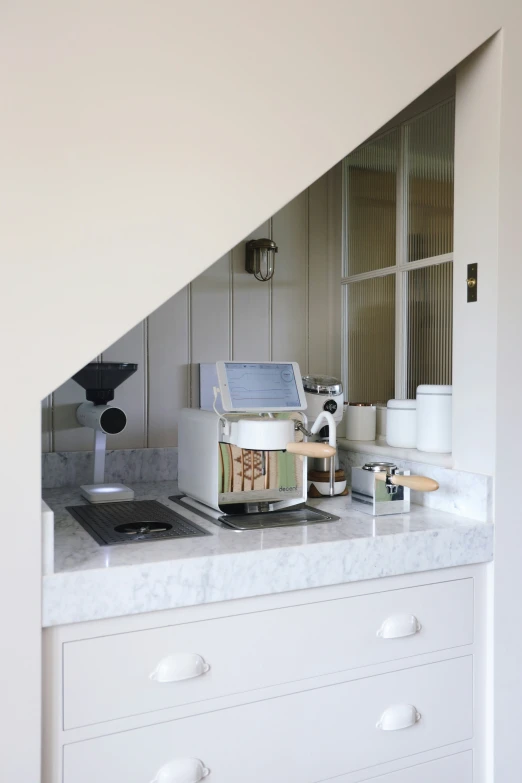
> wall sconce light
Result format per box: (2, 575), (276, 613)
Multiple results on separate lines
(245, 238), (278, 282)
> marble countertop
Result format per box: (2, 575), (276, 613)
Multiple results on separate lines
(42, 481), (493, 627)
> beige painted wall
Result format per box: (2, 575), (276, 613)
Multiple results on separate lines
(3, 2), (500, 405)
(0, 2), (510, 779)
(494, 21), (522, 780)
(453, 42), (500, 476)
(42, 170), (342, 452)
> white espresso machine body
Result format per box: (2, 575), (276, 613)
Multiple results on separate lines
(178, 408), (308, 513)
(178, 408), (222, 511)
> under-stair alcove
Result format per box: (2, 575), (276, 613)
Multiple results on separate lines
(3, 4), (520, 780)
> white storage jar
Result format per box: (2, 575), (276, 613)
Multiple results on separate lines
(376, 404), (387, 444)
(386, 399), (417, 448)
(416, 385), (452, 453)
(345, 403), (376, 441)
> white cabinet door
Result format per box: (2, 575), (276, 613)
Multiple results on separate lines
(64, 578), (473, 728)
(64, 656), (472, 783)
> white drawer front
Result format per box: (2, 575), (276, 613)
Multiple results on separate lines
(64, 578), (473, 729)
(359, 751), (472, 782)
(63, 656), (473, 783)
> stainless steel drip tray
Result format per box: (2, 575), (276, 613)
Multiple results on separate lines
(66, 500), (211, 546)
(170, 497), (339, 530)
(221, 507), (339, 530)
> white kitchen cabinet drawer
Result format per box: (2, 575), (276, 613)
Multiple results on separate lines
(63, 656), (472, 783)
(359, 751), (473, 783)
(63, 578), (473, 729)
(358, 750), (473, 783)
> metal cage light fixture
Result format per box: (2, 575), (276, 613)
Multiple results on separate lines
(245, 238), (278, 282)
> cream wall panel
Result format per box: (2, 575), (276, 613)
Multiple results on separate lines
(232, 221), (271, 361)
(191, 253), (231, 362)
(101, 324), (147, 450)
(453, 43), (499, 475)
(190, 252), (231, 408)
(147, 289), (190, 448)
(308, 174), (330, 375)
(495, 25), (522, 781)
(53, 371), (99, 452)
(3, 2), (500, 406)
(272, 191), (309, 370)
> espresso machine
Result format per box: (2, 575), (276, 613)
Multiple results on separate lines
(177, 361), (340, 529)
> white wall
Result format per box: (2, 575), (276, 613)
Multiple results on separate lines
(453, 40), (500, 476)
(42, 171), (342, 451)
(0, 2), (507, 779)
(494, 22), (522, 781)
(448, 28), (522, 782)
(4, 2), (501, 406)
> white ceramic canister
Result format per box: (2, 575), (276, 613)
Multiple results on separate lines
(376, 403), (388, 444)
(386, 399), (417, 448)
(416, 384), (452, 453)
(345, 403), (376, 441)
(337, 401), (349, 438)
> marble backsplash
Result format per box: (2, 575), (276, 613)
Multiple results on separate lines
(42, 445), (492, 522)
(338, 447), (493, 522)
(42, 448), (178, 489)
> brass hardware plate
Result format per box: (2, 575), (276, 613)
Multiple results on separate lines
(467, 263), (478, 303)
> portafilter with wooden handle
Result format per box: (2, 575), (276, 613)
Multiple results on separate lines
(374, 471), (439, 492)
(351, 461), (438, 516)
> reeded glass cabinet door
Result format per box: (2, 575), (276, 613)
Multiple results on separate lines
(406, 261), (453, 398)
(343, 97), (455, 405)
(407, 100), (455, 263)
(345, 129), (399, 277)
(346, 275), (395, 404)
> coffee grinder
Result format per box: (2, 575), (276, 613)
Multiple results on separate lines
(302, 375), (347, 497)
(72, 361), (138, 503)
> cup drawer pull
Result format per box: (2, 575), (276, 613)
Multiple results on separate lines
(376, 704), (421, 731)
(150, 758), (210, 783)
(149, 653), (211, 683)
(377, 614), (421, 639)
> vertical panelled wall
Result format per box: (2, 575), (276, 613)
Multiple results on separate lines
(42, 167), (342, 451)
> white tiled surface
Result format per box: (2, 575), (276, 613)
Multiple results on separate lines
(42, 481), (493, 627)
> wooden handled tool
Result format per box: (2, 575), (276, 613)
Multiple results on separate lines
(375, 473), (439, 492)
(286, 442), (336, 458)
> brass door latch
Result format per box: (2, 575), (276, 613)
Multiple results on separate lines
(467, 263), (478, 303)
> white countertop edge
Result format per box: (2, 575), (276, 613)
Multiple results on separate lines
(42, 523), (493, 627)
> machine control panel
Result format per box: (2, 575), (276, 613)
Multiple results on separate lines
(216, 361), (307, 412)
